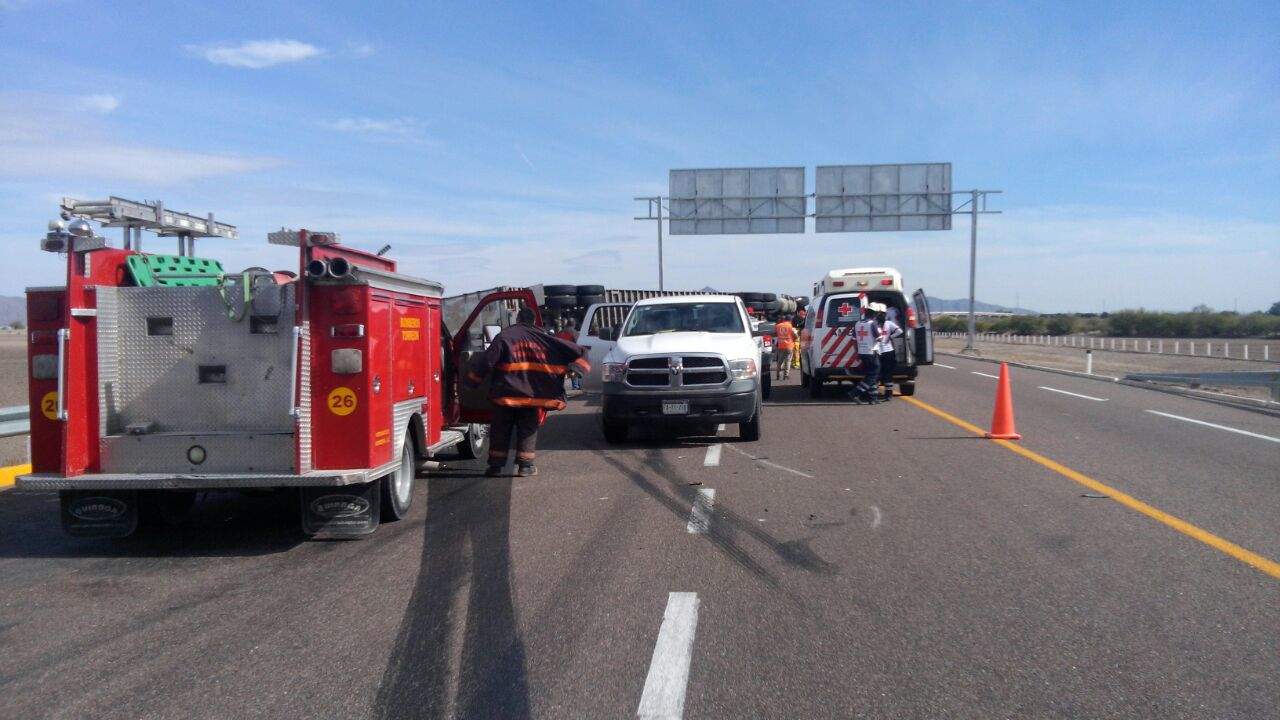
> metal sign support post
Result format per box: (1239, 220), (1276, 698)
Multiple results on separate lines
(634, 196), (667, 290)
(950, 190), (1001, 354)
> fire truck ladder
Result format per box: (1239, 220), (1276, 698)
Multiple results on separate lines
(61, 196), (238, 258)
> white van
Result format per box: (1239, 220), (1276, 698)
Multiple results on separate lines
(799, 267), (934, 396)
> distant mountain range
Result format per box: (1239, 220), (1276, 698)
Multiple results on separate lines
(926, 296), (1037, 315)
(0, 296), (23, 326)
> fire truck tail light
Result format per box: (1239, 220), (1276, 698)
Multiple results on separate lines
(331, 348), (363, 374)
(906, 307), (918, 328)
(880, 278), (893, 286)
(330, 324), (365, 338)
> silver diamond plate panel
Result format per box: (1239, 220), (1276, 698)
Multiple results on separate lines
(392, 398), (423, 459)
(101, 432), (293, 474)
(97, 286), (297, 436)
(297, 321), (312, 473)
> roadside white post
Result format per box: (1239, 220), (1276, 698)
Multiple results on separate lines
(1175, 341), (1180, 354)
(1225, 342), (1230, 358)
(1086, 349), (1093, 375)
(1244, 344), (1249, 360)
(1159, 339), (1163, 353)
(1266, 346), (1270, 361)
(1147, 339), (1151, 352)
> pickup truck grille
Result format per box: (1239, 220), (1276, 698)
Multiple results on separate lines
(624, 355), (728, 388)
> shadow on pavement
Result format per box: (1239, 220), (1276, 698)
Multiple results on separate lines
(373, 462), (531, 720)
(0, 489), (306, 558)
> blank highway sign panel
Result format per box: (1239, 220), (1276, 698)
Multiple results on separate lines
(669, 167), (805, 235)
(815, 163), (952, 232)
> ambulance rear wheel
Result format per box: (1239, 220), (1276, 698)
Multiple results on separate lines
(381, 443), (416, 522)
(809, 378), (823, 398)
(458, 423), (489, 460)
(800, 371), (810, 389)
(898, 382), (916, 397)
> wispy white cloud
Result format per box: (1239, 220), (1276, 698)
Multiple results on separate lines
(188, 39), (321, 69)
(77, 94), (120, 113)
(346, 41), (376, 58)
(319, 117), (424, 144)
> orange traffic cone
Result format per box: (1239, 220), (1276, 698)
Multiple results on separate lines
(985, 362), (1022, 440)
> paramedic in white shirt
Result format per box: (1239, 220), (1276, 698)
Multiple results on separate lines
(875, 304), (904, 401)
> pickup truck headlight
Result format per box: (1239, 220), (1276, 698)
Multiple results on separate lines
(728, 358), (758, 380)
(602, 362), (627, 383)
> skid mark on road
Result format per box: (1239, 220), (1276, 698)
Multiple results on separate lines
(1039, 386), (1108, 402)
(1146, 410), (1280, 444)
(687, 489), (715, 534)
(903, 396), (1280, 581)
(724, 444), (814, 479)
(637, 592), (699, 719)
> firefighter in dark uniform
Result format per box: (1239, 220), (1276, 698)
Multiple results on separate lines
(466, 306), (590, 477)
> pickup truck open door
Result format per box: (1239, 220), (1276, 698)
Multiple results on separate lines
(911, 289), (933, 365)
(575, 302), (631, 391)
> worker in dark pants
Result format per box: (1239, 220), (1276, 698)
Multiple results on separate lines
(874, 304), (903, 400)
(466, 306), (590, 477)
(852, 305), (882, 404)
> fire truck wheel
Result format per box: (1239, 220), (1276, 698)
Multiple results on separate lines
(458, 423), (489, 460)
(139, 490), (197, 527)
(381, 443), (416, 522)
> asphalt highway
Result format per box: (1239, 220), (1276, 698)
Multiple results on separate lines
(1, 359), (1278, 719)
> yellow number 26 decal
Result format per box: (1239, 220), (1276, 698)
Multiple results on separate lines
(41, 391), (59, 420)
(327, 387), (358, 416)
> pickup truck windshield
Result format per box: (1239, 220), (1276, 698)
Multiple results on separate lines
(622, 302), (744, 336)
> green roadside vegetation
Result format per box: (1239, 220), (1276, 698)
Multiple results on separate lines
(935, 302), (1280, 338)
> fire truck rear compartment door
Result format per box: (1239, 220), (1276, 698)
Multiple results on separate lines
(95, 285), (297, 474)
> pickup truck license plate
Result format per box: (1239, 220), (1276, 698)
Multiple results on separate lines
(662, 401), (690, 415)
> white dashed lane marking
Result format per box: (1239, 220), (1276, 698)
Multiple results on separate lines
(1146, 410), (1280, 444)
(933, 363), (956, 369)
(971, 371), (1000, 379)
(703, 444), (722, 467)
(637, 592), (700, 719)
(686, 488), (715, 534)
(1039, 386), (1108, 402)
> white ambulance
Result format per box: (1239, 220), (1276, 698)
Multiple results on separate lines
(799, 267), (934, 397)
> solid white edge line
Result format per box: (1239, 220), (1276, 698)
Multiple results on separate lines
(933, 363), (957, 369)
(703, 443), (722, 467)
(686, 488), (715, 534)
(637, 592), (700, 719)
(1038, 385), (1109, 402)
(1145, 410), (1280, 444)
(971, 371), (1000, 379)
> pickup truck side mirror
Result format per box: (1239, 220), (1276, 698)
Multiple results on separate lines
(598, 326), (619, 342)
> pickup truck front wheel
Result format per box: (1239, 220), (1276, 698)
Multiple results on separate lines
(603, 420), (629, 444)
(739, 406), (761, 441)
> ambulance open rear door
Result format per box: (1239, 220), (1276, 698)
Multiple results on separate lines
(911, 289), (933, 365)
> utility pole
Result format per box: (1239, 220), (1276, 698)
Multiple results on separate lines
(963, 190), (980, 353)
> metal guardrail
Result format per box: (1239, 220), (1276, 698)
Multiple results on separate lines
(0, 405), (30, 438)
(1124, 371), (1280, 401)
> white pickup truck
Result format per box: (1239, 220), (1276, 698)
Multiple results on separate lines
(586, 295), (767, 443)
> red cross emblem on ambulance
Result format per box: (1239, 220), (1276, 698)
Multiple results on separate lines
(837, 302), (854, 316)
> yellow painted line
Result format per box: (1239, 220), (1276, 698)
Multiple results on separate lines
(902, 396), (1280, 582)
(0, 463), (32, 490)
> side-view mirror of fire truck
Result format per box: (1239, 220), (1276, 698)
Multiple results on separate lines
(16, 196), (537, 540)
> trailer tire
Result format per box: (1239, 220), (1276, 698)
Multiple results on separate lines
(544, 284), (577, 296)
(747, 301), (765, 311)
(740, 292), (765, 302)
(760, 292), (777, 303)
(458, 422), (489, 459)
(545, 295), (578, 309)
(575, 284), (605, 296)
(796, 296), (809, 308)
(381, 443), (416, 522)
(577, 294), (605, 308)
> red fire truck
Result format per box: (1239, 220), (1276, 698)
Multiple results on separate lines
(17, 197), (534, 538)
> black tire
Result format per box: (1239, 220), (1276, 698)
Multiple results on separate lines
(457, 422), (489, 459)
(578, 294), (605, 307)
(762, 373), (772, 401)
(545, 295), (578, 309)
(899, 382), (917, 396)
(763, 300), (781, 312)
(380, 442), (416, 522)
(139, 490), (197, 527)
(575, 284), (605, 296)
(760, 292), (777, 303)
(796, 297), (809, 308)
(747, 301), (765, 311)
(739, 409), (761, 441)
(809, 377), (823, 398)
(603, 420), (629, 444)
(740, 292), (765, 302)
(544, 284), (577, 296)
(800, 371), (810, 388)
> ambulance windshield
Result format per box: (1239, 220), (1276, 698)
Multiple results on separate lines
(622, 302), (744, 336)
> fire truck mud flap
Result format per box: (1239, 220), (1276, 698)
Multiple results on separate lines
(300, 482), (381, 538)
(60, 490), (140, 538)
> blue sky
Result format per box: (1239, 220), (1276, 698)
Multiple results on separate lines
(1, 0), (1276, 312)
